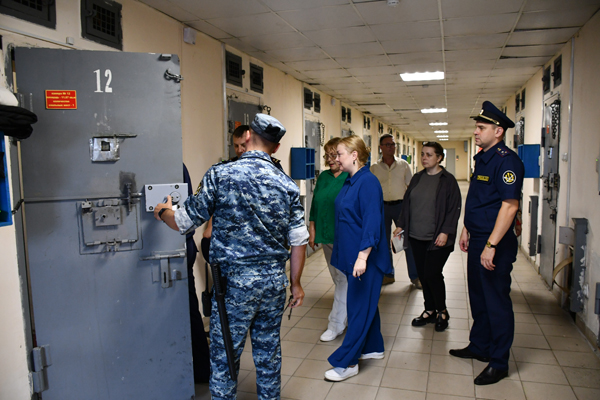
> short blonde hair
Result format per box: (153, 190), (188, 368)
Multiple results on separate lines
(338, 135), (370, 167)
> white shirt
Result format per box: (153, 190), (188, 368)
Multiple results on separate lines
(370, 157), (413, 201)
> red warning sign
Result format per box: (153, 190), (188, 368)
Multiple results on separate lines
(45, 90), (77, 109)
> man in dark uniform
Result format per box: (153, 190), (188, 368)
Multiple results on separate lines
(450, 101), (524, 385)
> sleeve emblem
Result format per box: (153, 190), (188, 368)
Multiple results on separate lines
(503, 170), (516, 185)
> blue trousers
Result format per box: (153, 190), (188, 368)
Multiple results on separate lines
(467, 233), (517, 370)
(384, 201), (418, 279)
(328, 265), (384, 368)
(209, 273), (287, 400)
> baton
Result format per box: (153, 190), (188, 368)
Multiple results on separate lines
(210, 263), (237, 381)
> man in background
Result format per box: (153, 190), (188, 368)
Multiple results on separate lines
(370, 133), (420, 288)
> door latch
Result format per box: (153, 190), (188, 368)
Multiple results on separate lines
(140, 250), (186, 288)
(164, 69), (183, 83)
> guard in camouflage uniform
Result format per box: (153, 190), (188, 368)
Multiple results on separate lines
(154, 114), (308, 400)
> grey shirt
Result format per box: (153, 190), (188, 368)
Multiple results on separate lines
(408, 171), (442, 240)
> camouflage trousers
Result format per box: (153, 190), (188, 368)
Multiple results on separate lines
(209, 272), (287, 400)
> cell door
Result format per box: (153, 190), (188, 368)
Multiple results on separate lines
(228, 100), (262, 159)
(445, 148), (456, 176)
(304, 119), (323, 257)
(539, 97), (561, 286)
(13, 48), (193, 400)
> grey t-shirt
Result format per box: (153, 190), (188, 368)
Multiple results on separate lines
(409, 171), (441, 240)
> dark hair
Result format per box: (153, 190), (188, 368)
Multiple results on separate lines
(232, 125), (250, 139)
(422, 141), (445, 162)
(379, 133), (394, 145)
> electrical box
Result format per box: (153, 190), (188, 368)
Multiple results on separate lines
(0, 134), (12, 227)
(290, 147), (315, 180)
(518, 144), (541, 178)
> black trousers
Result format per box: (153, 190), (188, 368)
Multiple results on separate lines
(409, 238), (452, 312)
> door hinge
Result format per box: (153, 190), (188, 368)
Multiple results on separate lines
(31, 345), (52, 394)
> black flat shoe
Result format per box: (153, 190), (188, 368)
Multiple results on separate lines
(449, 347), (490, 362)
(474, 366), (508, 385)
(435, 310), (449, 332)
(412, 310), (437, 326)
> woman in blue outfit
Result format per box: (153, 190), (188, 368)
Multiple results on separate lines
(325, 135), (392, 382)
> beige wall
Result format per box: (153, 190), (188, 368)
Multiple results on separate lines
(568, 11), (600, 341)
(502, 11), (600, 344)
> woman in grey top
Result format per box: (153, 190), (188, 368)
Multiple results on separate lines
(393, 142), (461, 332)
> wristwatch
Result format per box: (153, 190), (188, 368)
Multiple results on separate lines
(486, 241), (497, 249)
(158, 207), (169, 221)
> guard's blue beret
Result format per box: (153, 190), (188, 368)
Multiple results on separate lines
(250, 113), (286, 143)
(471, 101), (515, 130)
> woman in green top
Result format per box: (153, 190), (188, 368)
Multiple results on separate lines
(309, 137), (349, 342)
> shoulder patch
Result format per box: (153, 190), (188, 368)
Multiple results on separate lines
(194, 180), (203, 195)
(502, 170), (516, 185)
(496, 146), (509, 157)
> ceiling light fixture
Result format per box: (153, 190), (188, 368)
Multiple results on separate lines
(387, 0), (400, 6)
(400, 71), (444, 81)
(434, 130), (449, 133)
(439, 138), (449, 141)
(421, 108), (447, 114)
(429, 122), (448, 126)
(436, 135), (449, 138)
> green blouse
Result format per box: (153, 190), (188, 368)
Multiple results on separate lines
(309, 169), (348, 244)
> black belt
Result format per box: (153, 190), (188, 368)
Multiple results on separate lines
(384, 199), (402, 205)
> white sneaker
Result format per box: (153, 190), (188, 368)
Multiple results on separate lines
(324, 365), (359, 382)
(359, 352), (384, 360)
(320, 329), (341, 342)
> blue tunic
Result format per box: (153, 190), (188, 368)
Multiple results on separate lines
(331, 167), (392, 275)
(328, 166), (391, 368)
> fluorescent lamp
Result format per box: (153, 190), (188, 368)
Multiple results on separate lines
(429, 122), (448, 126)
(421, 108), (447, 114)
(435, 130), (449, 133)
(437, 135), (449, 138)
(439, 138), (448, 141)
(400, 71), (444, 81)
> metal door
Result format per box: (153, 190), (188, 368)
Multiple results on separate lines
(539, 96), (561, 286)
(445, 148), (456, 176)
(304, 119), (323, 257)
(13, 48), (193, 399)
(228, 100), (261, 159)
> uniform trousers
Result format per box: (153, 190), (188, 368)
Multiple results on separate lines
(210, 272), (287, 400)
(409, 238), (452, 312)
(328, 264), (384, 368)
(467, 233), (517, 370)
(323, 243), (348, 334)
(384, 201), (418, 280)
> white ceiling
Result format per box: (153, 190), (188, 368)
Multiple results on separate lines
(140, 0), (600, 140)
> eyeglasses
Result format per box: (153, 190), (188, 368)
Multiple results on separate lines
(381, 143), (396, 148)
(323, 153), (337, 160)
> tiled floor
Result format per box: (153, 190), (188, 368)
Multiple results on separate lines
(195, 182), (600, 399)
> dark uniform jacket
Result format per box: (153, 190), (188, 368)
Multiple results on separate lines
(398, 167), (462, 251)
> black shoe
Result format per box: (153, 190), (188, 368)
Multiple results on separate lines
(474, 366), (508, 385)
(435, 309), (449, 332)
(412, 310), (437, 326)
(449, 347), (490, 362)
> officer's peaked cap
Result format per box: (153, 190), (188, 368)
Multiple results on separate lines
(471, 101), (515, 130)
(250, 113), (286, 143)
